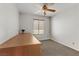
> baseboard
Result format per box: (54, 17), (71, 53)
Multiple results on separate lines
(0, 34), (18, 45)
(39, 39), (49, 41)
(50, 39), (79, 52)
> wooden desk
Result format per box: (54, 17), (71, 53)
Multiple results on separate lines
(0, 33), (41, 56)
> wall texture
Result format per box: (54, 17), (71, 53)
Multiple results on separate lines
(51, 4), (79, 51)
(19, 13), (50, 40)
(0, 4), (19, 44)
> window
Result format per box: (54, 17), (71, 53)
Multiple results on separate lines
(33, 19), (44, 34)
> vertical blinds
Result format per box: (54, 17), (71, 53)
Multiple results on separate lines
(33, 19), (44, 34)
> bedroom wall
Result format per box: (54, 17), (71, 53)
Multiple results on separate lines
(51, 4), (79, 51)
(19, 13), (50, 40)
(0, 4), (19, 44)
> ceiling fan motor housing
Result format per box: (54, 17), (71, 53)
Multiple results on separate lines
(43, 5), (48, 10)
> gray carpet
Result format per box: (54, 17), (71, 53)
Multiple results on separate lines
(41, 40), (79, 56)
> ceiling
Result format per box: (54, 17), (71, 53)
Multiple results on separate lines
(16, 3), (77, 17)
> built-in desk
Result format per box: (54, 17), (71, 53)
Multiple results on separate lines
(0, 33), (41, 56)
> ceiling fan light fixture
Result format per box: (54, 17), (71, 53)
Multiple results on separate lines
(42, 4), (56, 16)
(44, 11), (46, 16)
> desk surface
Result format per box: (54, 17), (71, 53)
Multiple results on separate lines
(0, 33), (41, 49)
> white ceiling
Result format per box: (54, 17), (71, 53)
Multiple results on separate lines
(16, 3), (77, 17)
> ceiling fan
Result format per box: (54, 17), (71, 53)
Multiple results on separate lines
(42, 3), (56, 16)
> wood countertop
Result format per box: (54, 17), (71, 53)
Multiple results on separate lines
(0, 33), (41, 49)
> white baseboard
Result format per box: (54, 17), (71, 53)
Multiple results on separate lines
(51, 38), (79, 52)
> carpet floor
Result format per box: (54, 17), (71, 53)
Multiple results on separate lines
(41, 40), (79, 56)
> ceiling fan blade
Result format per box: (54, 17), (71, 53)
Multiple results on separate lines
(46, 9), (56, 12)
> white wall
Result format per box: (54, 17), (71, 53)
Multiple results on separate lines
(51, 4), (79, 51)
(19, 13), (50, 40)
(0, 4), (19, 44)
